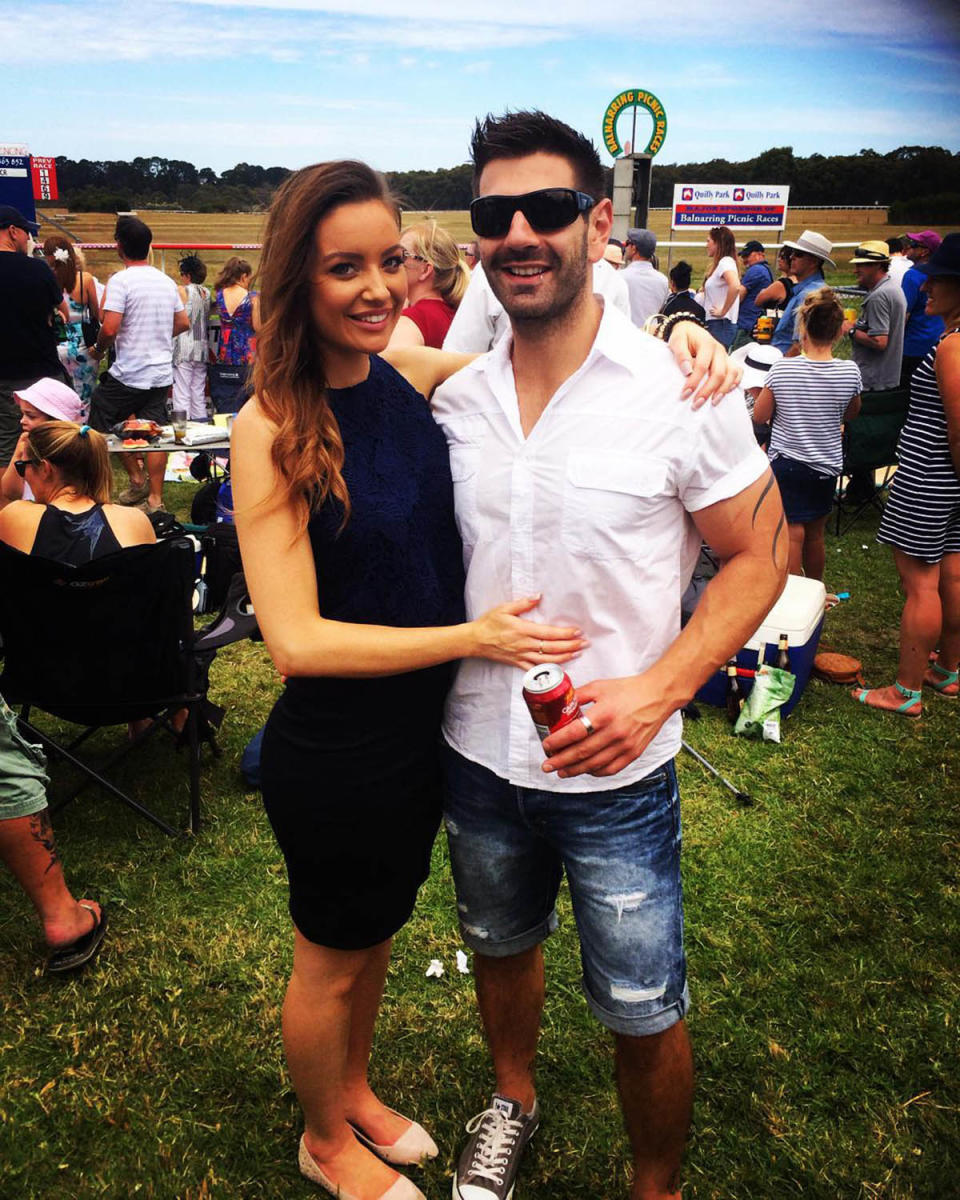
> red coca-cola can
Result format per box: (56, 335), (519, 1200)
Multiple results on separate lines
(522, 663), (582, 742)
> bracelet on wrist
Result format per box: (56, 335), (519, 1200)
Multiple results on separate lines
(659, 311), (707, 341)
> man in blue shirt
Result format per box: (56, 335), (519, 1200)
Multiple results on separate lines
(900, 230), (944, 385)
(733, 240), (773, 349)
(770, 230), (835, 354)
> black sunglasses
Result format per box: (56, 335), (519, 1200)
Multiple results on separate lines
(13, 458), (40, 478)
(470, 188), (596, 238)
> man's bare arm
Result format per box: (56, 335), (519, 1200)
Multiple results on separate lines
(541, 469), (788, 779)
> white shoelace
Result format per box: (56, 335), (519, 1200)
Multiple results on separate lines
(464, 1107), (523, 1184)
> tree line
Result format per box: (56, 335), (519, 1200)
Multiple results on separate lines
(51, 146), (960, 218)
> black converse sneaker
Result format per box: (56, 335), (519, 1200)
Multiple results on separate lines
(453, 1094), (540, 1200)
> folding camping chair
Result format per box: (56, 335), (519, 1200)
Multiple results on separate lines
(834, 387), (909, 535)
(0, 538), (256, 836)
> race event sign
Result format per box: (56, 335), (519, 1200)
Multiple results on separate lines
(602, 90), (667, 158)
(671, 184), (790, 230)
(0, 142), (36, 222)
(31, 156), (58, 201)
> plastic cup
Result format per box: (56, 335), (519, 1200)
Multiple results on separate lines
(172, 407), (188, 444)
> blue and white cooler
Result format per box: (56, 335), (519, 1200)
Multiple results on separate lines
(696, 574), (826, 718)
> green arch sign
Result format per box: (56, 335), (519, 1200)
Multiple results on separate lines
(602, 89), (668, 158)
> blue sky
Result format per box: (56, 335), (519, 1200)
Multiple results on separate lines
(7, 0), (959, 174)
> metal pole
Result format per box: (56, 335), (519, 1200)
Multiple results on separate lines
(681, 739), (752, 805)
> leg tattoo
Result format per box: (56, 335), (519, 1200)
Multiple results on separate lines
(29, 809), (59, 874)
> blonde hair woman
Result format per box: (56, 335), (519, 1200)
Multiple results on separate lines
(0, 422), (154, 563)
(387, 219), (471, 349)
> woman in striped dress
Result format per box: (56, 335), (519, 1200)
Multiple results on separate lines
(854, 233), (960, 716)
(753, 287), (862, 580)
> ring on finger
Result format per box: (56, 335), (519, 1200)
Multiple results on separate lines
(579, 713), (595, 735)
(539, 640), (544, 655)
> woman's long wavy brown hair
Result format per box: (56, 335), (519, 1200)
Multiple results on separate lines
(253, 161), (399, 530)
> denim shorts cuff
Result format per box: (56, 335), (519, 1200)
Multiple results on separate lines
(0, 786), (49, 822)
(581, 978), (690, 1037)
(460, 909), (558, 958)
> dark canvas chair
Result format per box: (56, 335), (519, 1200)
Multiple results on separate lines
(834, 387), (910, 535)
(0, 538), (256, 836)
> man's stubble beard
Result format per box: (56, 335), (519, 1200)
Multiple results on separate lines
(484, 228), (591, 333)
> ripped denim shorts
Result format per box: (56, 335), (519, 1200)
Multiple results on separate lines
(442, 744), (688, 1037)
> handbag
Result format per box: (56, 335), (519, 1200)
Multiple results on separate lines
(812, 652), (864, 686)
(80, 271), (100, 347)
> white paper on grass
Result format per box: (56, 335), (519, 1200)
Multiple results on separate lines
(425, 959), (444, 978)
(456, 950), (470, 974)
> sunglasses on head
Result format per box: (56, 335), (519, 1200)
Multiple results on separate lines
(469, 188), (596, 239)
(13, 458), (40, 478)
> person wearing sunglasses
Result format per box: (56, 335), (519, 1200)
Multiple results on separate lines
(431, 110), (787, 1200)
(0, 421), (154, 566)
(769, 230), (835, 354)
(387, 220), (471, 349)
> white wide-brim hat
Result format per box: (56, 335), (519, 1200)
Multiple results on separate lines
(731, 342), (783, 390)
(781, 229), (836, 269)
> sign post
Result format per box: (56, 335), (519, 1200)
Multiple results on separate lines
(602, 91), (668, 239)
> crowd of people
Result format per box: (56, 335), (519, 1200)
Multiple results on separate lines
(0, 107), (957, 1200)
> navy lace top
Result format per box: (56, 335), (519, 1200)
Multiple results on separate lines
(276, 354), (465, 736)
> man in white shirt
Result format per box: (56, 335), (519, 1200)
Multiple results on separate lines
(89, 216), (188, 511)
(432, 111), (787, 1200)
(622, 227), (669, 325)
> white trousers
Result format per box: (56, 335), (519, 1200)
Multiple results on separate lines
(172, 361), (208, 420)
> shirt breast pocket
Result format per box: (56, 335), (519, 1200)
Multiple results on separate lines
(448, 443), (484, 547)
(561, 451), (670, 560)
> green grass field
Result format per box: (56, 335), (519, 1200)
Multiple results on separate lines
(1, 476), (958, 1197)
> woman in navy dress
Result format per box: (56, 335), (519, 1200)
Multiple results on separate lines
(231, 162), (586, 1200)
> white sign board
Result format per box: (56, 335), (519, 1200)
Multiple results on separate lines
(672, 184), (790, 230)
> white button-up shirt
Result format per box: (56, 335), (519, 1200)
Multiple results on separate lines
(431, 302), (768, 792)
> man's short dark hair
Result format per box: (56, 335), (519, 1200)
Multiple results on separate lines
(115, 215), (153, 259)
(886, 236), (905, 255)
(470, 110), (606, 201)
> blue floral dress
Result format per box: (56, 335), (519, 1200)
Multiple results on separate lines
(57, 291), (97, 419)
(215, 290), (257, 364)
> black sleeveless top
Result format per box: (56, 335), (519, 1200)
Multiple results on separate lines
(31, 504), (123, 565)
(269, 355), (466, 751)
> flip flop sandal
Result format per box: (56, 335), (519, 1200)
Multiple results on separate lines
(855, 681), (922, 718)
(46, 904), (107, 973)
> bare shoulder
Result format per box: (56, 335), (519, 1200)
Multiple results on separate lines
(102, 504), (156, 546)
(0, 500), (44, 551)
(382, 347), (476, 398)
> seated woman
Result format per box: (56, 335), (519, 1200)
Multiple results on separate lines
(661, 261), (706, 320)
(387, 220), (471, 349)
(0, 421), (155, 564)
(755, 247), (797, 315)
